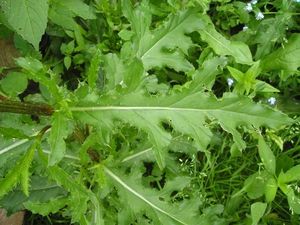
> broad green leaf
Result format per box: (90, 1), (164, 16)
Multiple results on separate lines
(23, 197), (68, 216)
(250, 202), (267, 225)
(0, 0), (48, 50)
(200, 22), (253, 65)
(262, 34), (300, 72)
(258, 136), (276, 175)
(48, 112), (70, 166)
(264, 177), (277, 203)
(48, 4), (78, 31)
(0, 140), (36, 198)
(53, 0), (96, 20)
(72, 90), (291, 168)
(243, 172), (269, 199)
(0, 72), (28, 97)
(279, 164), (300, 183)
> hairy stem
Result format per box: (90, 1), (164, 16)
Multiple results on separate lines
(0, 100), (53, 116)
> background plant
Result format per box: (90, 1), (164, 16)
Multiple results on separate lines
(0, 0), (300, 224)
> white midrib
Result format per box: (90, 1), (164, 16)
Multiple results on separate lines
(104, 167), (188, 225)
(69, 105), (282, 124)
(70, 106), (207, 112)
(121, 148), (152, 162)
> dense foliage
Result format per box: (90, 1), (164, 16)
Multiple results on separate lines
(0, 0), (300, 224)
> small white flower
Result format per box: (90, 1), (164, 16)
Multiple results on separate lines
(245, 3), (253, 12)
(267, 97), (276, 105)
(256, 12), (264, 20)
(251, 0), (258, 4)
(243, 26), (248, 31)
(227, 78), (234, 87)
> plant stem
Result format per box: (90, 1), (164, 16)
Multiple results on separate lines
(0, 100), (53, 116)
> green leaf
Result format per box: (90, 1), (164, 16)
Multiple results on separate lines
(192, 56), (227, 91)
(48, 112), (70, 166)
(287, 190), (300, 214)
(0, 140), (36, 198)
(258, 135), (276, 175)
(264, 177), (277, 203)
(64, 56), (72, 70)
(200, 22), (253, 65)
(0, 127), (29, 139)
(250, 202), (267, 225)
(124, 5), (206, 71)
(243, 171), (270, 199)
(16, 57), (62, 101)
(23, 197), (68, 216)
(228, 61), (262, 95)
(103, 53), (125, 90)
(254, 15), (291, 59)
(255, 80), (280, 93)
(0, 0), (48, 50)
(52, 0), (96, 20)
(46, 165), (103, 224)
(87, 48), (102, 89)
(262, 34), (300, 72)
(123, 58), (144, 92)
(48, 4), (78, 31)
(279, 164), (300, 183)
(0, 72), (28, 97)
(0, 176), (65, 214)
(72, 90), (291, 169)
(104, 167), (213, 225)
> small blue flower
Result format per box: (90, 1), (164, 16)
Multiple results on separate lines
(267, 97), (276, 105)
(227, 78), (234, 87)
(245, 3), (253, 12)
(256, 12), (264, 20)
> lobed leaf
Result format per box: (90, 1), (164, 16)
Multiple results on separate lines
(48, 112), (70, 166)
(0, 140), (36, 198)
(23, 197), (68, 216)
(72, 90), (292, 168)
(104, 167), (223, 225)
